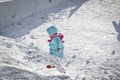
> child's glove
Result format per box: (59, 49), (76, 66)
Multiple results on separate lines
(57, 48), (60, 53)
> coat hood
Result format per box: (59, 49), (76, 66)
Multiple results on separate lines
(47, 26), (57, 36)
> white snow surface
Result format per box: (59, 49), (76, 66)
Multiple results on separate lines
(0, 0), (120, 80)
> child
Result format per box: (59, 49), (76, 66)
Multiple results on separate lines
(46, 26), (65, 73)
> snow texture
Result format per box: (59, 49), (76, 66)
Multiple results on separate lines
(0, 0), (65, 29)
(0, 0), (120, 80)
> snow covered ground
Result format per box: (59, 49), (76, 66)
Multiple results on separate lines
(0, 0), (120, 80)
(0, 0), (65, 29)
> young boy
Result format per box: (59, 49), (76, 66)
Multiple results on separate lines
(46, 26), (65, 73)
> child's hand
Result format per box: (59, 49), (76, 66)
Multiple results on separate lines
(57, 48), (60, 53)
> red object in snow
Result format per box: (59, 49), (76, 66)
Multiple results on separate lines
(47, 65), (55, 69)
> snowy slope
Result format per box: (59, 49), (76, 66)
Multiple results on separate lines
(0, 0), (65, 29)
(0, 0), (120, 80)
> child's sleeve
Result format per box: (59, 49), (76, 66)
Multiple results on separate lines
(56, 37), (63, 49)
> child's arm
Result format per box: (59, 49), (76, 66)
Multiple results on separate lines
(56, 36), (63, 53)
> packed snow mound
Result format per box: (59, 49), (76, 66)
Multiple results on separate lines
(0, 0), (120, 80)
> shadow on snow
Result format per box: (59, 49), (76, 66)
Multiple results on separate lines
(112, 21), (120, 41)
(68, 0), (89, 18)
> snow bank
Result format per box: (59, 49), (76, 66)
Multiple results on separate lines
(0, 0), (65, 29)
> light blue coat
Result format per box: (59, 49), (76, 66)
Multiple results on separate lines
(47, 26), (64, 59)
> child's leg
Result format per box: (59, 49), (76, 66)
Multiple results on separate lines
(46, 54), (55, 68)
(51, 56), (65, 73)
(55, 58), (65, 73)
(48, 55), (55, 66)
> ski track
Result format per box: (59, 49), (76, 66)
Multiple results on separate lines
(0, 0), (120, 80)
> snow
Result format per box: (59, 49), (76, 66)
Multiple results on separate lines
(0, 0), (65, 29)
(0, 0), (120, 80)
